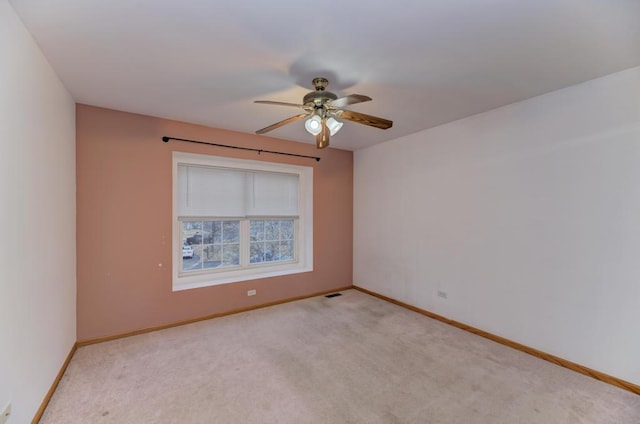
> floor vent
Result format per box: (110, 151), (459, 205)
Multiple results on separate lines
(325, 293), (342, 298)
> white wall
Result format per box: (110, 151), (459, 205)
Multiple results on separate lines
(0, 1), (76, 422)
(354, 66), (640, 386)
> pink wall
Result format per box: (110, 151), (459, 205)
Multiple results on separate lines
(76, 105), (353, 341)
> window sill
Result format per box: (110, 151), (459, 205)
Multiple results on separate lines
(172, 263), (313, 291)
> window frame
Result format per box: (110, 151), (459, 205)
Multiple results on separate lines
(172, 152), (313, 291)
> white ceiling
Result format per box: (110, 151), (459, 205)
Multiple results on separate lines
(9, 0), (640, 150)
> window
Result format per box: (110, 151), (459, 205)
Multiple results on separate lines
(172, 152), (313, 291)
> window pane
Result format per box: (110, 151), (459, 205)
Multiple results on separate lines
(202, 245), (217, 269)
(264, 241), (278, 262)
(212, 221), (222, 243)
(183, 221), (203, 246)
(223, 221), (240, 243)
(250, 242), (264, 263)
(223, 244), (240, 266)
(202, 221), (214, 244)
(265, 220), (279, 241)
(210, 245), (222, 267)
(279, 240), (294, 260)
(182, 243), (199, 272)
(250, 220), (264, 241)
(280, 219), (294, 240)
(189, 244), (204, 271)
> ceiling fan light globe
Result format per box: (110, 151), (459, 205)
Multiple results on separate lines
(305, 115), (322, 135)
(326, 117), (343, 136)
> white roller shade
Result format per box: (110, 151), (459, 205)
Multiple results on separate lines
(246, 171), (299, 217)
(177, 165), (299, 218)
(177, 165), (246, 217)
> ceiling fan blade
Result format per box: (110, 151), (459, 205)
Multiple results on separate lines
(316, 119), (330, 149)
(254, 100), (306, 108)
(339, 110), (393, 129)
(328, 94), (372, 108)
(256, 114), (308, 135)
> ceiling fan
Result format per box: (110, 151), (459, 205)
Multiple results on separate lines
(254, 77), (393, 149)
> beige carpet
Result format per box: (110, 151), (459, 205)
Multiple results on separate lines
(40, 289), (640, 423)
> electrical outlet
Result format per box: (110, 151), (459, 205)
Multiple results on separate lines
(247, 289), (256, 296)
(0, 402), (11, 424)
(437, 290), (448, 299)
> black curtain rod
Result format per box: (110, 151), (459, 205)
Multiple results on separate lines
(162, 136), (321, 162)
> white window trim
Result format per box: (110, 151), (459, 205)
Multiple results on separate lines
(172, 152), (313, 291)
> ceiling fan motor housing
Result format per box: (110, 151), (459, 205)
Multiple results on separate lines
(303, 89), (338, 108)
(303, 77), (336, 109)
